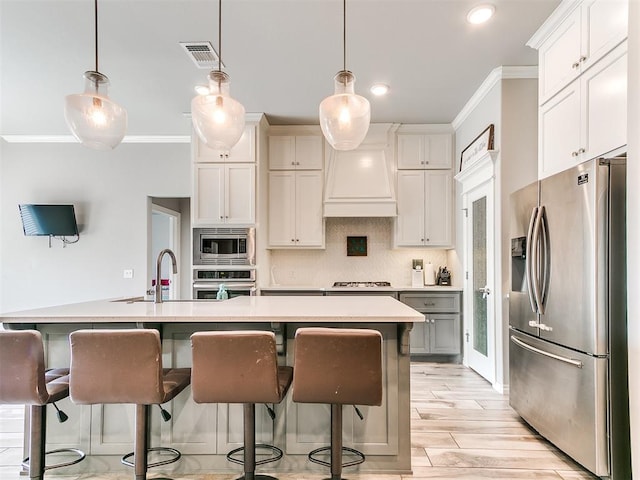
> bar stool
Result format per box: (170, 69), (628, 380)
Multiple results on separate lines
(191, 331), (293, 480)
(292, 327), (383, 480)
(0, 330), (85, 480)
(69, 329), (190, 480)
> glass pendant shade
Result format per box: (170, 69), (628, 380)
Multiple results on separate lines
(64, 71), (127, 151)
(191, 71), (245, 152)
(319, 71), (370, 151)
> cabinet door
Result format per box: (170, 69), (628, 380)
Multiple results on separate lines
(268, 171), (296, 246)
(409, 319), (429, 354)
(195, 125), (256, 163)
(194, 164), (225, 225)
(429, 314), (461, 354)
(582, 44), (627, 161)
(425, 134), (452, 169)
(582, 0), (628, 73)
(395, 170), (426, 246)
(295, 171), (324, 247)
(539, 82), (581, 179)
(539, 7), (582, 103)
(424, 170), (453, 247)
(295, 135), (324, 170)
(269, 136), (296, 170)
(225, 164), (255, 224)
(397, 134), (424, 169)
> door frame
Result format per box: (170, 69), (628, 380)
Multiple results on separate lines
(455, 151), (498, 386)
(150, 203), (181, 300)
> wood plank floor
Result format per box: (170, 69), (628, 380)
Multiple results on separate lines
(0, 363), (597, 479)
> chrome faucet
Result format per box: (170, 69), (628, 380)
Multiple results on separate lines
(155, 248), (178, 304)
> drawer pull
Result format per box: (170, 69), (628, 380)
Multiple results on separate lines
(424, 301), (436, 306)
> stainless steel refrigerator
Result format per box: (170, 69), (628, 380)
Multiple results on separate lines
(508, 157), (630, 479)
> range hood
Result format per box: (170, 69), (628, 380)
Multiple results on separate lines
(323, 123), (399, 217)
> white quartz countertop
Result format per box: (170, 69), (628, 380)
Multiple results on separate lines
(260, 285), (463, 292)
(0, 295), (424, 324)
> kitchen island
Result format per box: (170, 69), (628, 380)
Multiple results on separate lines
(1, 295), (423, 476)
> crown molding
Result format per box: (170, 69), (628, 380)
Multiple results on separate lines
(1, 135), (191, 144)
(452, 66), (538, 130)
(526, 0), (581, 50)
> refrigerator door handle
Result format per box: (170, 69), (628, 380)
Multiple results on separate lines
(510, 335), (583, 368)
(539, 206), (551, 309)
(525, 206), (539, 313)
(531, 206), (546, 315)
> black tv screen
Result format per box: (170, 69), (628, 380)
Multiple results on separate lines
(19, 204), (79, 237)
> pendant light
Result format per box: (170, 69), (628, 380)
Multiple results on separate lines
(319, 0), (370, 151)
(64, 0), (127, 150)
(191, 0), (245, 152)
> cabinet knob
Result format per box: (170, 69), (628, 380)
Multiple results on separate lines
(425, 161), (429, 164)
(421, 238), (424, 242)
(431, 319), (435, 324)
(220, 216), (224, 219)
(291, 162), (295, 165)
(426, 238), (430, 242)
(572, 151), (579, 157)
(579, 55), (587, 63)
(296, 239), (299, 242)
(291, 239), (295, 242)
(572, 61), (580, 69)
(296, 162), (300, 165)
(578, 148), (585, 154)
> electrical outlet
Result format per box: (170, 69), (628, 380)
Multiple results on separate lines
(123, 269), (134, 279)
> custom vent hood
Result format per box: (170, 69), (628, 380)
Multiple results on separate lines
(324, 123), (399, 217)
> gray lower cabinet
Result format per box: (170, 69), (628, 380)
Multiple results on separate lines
(399, 292), (461, 356)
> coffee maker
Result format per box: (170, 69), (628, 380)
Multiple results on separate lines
(436, 266), (451, 286)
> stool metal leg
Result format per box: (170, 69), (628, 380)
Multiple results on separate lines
(135, 404), (149, 480)
(29, 405), (45, 480)
(244, 403), (256, 480)
(330, 404), (342, 480)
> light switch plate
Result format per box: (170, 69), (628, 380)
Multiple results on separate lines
(123, 269), (134, 279)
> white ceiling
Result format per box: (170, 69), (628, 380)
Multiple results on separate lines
(0, 0), (561, 137)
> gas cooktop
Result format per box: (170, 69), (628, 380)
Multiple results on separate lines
(332, 282), (392, 288)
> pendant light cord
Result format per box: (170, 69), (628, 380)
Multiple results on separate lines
(94, 0), (99, 73)
(343, 0), (346, 74)
(218, 0), (222, 74)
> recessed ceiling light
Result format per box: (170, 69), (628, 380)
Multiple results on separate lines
(467, 4), (495, 24)
(194, 85), (210, 95)
(370, 83), (390, 96)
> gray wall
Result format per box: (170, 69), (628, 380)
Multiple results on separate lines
(0, 142), (190, 312)
(453, 76), (538, 390)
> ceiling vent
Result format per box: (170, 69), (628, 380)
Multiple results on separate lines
(179, 41), (224, 69)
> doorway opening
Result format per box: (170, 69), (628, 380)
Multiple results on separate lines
(148, 197), (191, 300)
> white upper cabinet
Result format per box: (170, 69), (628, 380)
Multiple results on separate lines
(268, 171), (324, 248)
(395, 170), (453, 248)
(194, 125), (256, 163)
(397, 133), (452, 169)
(539, 41), (627, 178)
(193, 164), (255, 226)
(269, 134), (323, 170)
(535, 0), (628, 104)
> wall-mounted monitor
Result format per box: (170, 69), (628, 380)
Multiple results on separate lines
(19, 204), (79, 237)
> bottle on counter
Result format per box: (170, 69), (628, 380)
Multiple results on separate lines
(216, 283), (229, 300)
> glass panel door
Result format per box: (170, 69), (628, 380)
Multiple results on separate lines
(473, 196), (488, 356)
(464, 180), (495, 383)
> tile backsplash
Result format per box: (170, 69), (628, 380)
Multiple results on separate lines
(269, 217), (449, 287)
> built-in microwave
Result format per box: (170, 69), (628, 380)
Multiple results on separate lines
(193, 227), (255, 266)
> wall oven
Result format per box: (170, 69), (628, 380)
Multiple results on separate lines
(193, 227), (255, 266)
(192, 268), (256, 299)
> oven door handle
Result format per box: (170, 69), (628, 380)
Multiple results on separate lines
(193, 282), (256, 289)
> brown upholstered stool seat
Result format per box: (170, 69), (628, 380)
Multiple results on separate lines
(0, 330), (85, 480)
(292, 327), (383, 480)
(69, 329), (191, 480)
(191, 331), (292, 480)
